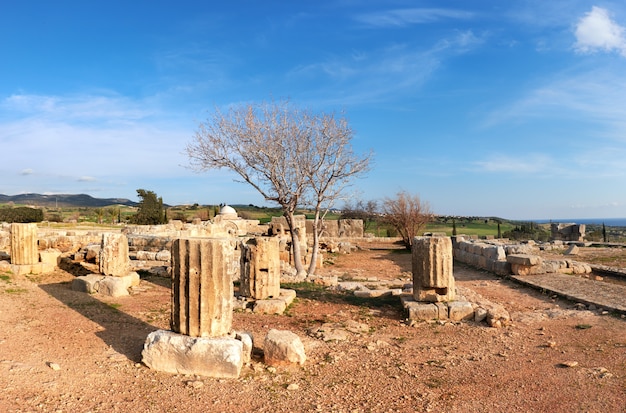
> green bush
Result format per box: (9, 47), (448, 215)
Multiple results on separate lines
(0, 207), (44, 223)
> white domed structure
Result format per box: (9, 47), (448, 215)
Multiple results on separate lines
(218, 205), (238, 220)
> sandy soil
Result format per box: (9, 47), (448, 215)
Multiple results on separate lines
(0, 242), (625, 413)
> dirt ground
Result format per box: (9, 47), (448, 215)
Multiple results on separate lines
(1, 242), (625, 413)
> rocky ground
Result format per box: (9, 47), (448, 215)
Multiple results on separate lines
(0, 242), (625, 413)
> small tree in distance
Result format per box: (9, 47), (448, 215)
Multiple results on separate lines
(383, 191), (433, 250)
(131, 189), (166, 225)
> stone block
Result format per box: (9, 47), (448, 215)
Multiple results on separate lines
(279, 289), (297, 306)
(263, 329), (306, 366)
(434, 302), (448, 320)
(448, 301), (474, 321)
(405, 302), (438, 321)
(72, 274), (105, 294)
(253, 299), (287, 315)
(99, 233), (130, 276)
(98, 273), (140, 297)
(142, 330), (243, 378)
(240, 237), (281, 299)
(507, 254), (542, 266)
(39, 249), (61, 266)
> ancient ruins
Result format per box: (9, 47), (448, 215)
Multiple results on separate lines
(0, 206), (613, 378)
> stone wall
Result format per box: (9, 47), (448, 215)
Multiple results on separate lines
(551, 223), (586, 242)
(453, 237), (591, 276)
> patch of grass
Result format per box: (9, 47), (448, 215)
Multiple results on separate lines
(4, 287), (28, 294)
(108, 303), (122, 310)
(0, 274), (11, 283)
(575, 324), (592, 330)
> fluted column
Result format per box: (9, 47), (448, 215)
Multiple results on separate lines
(10, 223), (38, 265)
(171, 238), (233, 337)
(240, 237), (281, 299)
(412, 236), (455, 302)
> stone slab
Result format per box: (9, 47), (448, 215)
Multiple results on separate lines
(142, 330), (244, 378)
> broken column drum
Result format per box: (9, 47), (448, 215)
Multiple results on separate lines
(10, 223), (38, 265)
(240, 237), (281, 299)
(412, 236), (455, 302)
(171, 238), (234, 338)
(99, 233), (130, 276)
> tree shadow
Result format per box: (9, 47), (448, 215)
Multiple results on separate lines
(39, 264), (166, 363)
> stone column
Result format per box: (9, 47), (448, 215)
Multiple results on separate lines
(10, 223), (38, 265)
(240, 237), (281, 299)
(412, 236), (455, 302)
(171, 238), (233, 338)
(99, 233), (130, 276)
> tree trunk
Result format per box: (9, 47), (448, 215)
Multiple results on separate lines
(307, 211), (321, 276)
(284, 212), (305, 275)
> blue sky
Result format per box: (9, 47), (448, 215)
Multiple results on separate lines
(1, 1), (626, 220)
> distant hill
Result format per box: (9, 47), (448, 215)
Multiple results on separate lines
(0, 193), (138, 208)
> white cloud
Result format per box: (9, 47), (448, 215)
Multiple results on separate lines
(20, 168), (34, 175)
(355, 8), (473, 28)
(472, 154), (553, 174)
(574, 6), (626, 56)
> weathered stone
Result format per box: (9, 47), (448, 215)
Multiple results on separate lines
(99, 233), (130, 276)
(10, 223), (38, 265)
(507, 254), (542, 266)
(564, 244), (579, 255)
(253, 299), (287, 315)
(279, 289), (297, 306)
(234, 331), (253, 363)
(412, 236), (455, 302)
(240, 237), (281, 299)
(405, 302), (438, 321)
(142, 330), (243, 378)
(72, 274), (105, 293)
(263, 329), (306, 366)
(155, 249), (171, 261)
(171, 238), (234, 338)
(39, 249), (61, 266)
(98, 272), (140, 297)
(448, 301), (474, 321)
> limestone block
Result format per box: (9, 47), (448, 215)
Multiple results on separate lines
(85, 244), (101, 263)
(99, 233), (130, 276)
(39, 249), (61, 266)
(354, 289), (392, 298)
(448, 301), (474, 321)
(98, 273), (140, 297)
(142, 330), (243, 378)
(155, 249), (171, 261)
(412, 236), (455, 302)
(240, 237), (281, 299)
(263, 329), (306, 366)
(253, 299), (286, 315)
(510, 263), (542, 276)
(564, 244), (579, 255)
(434, 302), (448, 320)
(405, 302), (438, 321)
(279, 289), (297, 306)
(72, 274), (105, 294)
(234, 331), (253, 363)
(136, 251), (157, 261)
(171, 238), (234, 338)
(10, 223), (38, 265)
(507, 254), (542, 266)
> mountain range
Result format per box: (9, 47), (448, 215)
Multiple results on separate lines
(0, 193), (138, 208)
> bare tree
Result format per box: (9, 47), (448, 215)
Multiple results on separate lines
(302, 112), (371, 275)
(383, 191), (433, 249)
(186, 100), (315, 275)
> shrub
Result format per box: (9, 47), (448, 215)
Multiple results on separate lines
(0, 207), (44, 223)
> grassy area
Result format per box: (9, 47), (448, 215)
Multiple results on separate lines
(1, 202), (529, 238)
